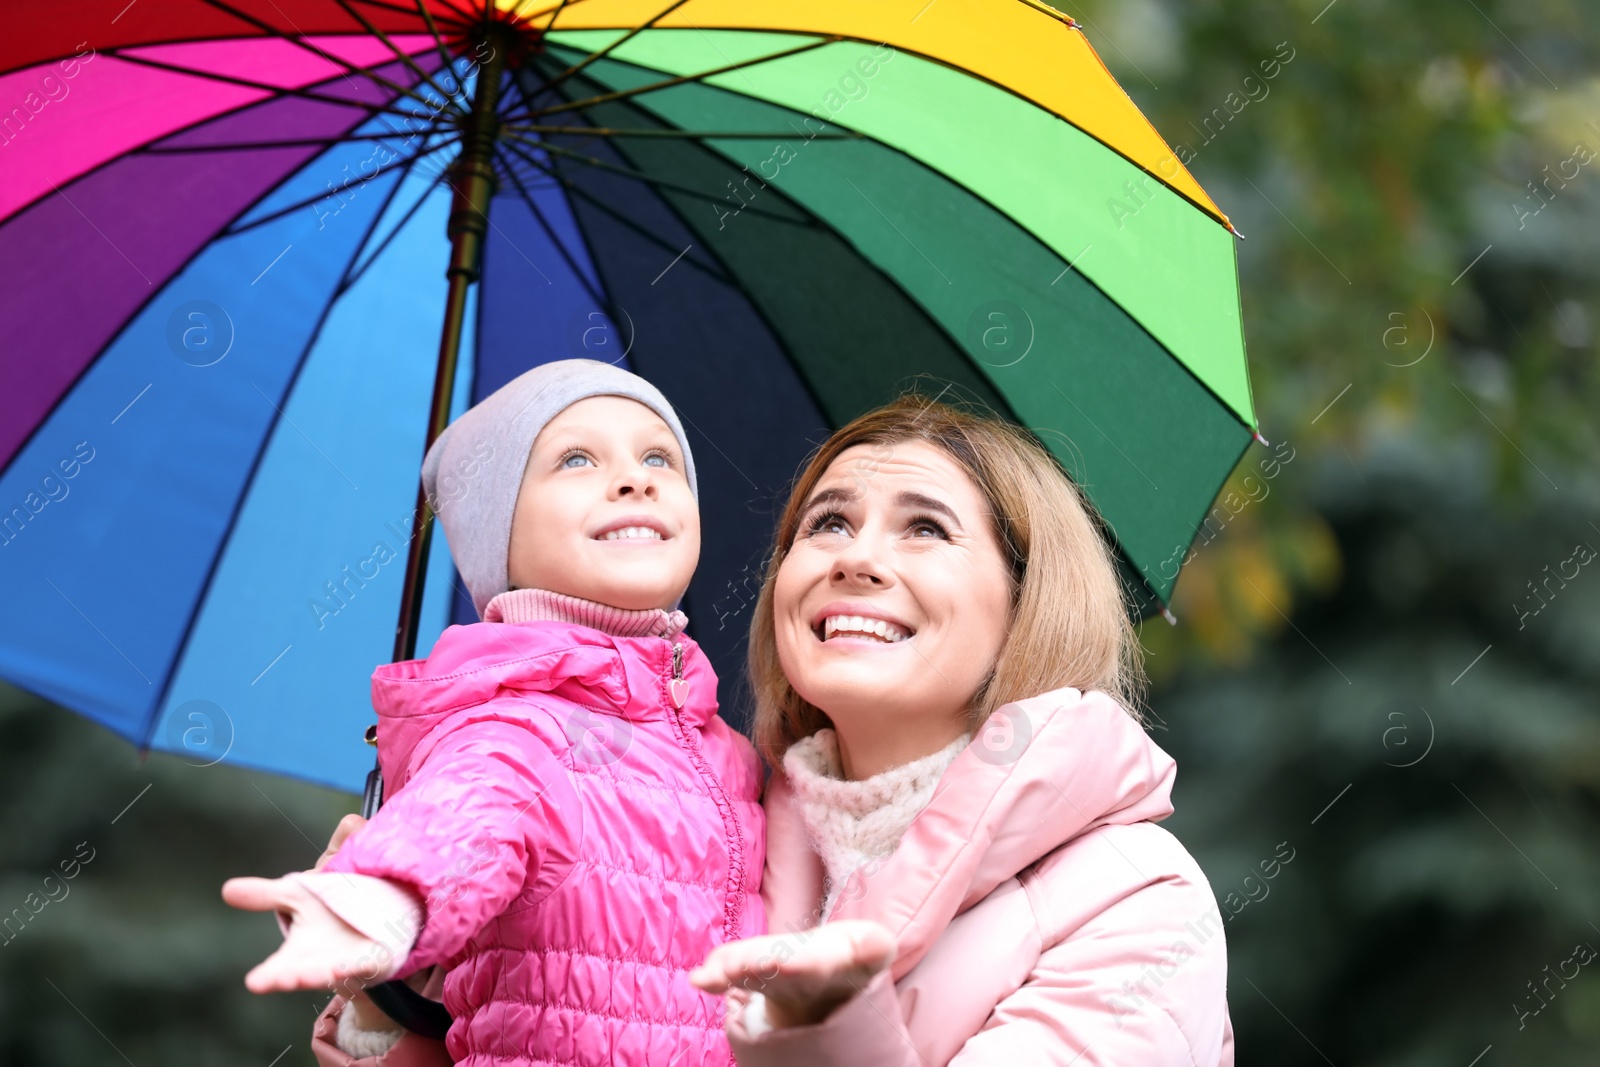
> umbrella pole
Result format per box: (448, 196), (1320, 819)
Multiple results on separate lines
(363, 38), (507, 819)
(355, 41), (508, 1041)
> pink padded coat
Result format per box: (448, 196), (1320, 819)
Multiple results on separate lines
(727, 687), (1234, 1066)
(318, 614), (765, 1067)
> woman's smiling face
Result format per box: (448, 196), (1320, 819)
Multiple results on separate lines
(773, 440), (1014, 763)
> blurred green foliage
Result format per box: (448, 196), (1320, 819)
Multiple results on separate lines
(2, 0), (1597, 1063)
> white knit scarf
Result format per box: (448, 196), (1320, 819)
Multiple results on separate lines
(782, 728), (971, 922)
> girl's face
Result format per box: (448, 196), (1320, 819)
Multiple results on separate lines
(507, 396), (700, 612)
(773, 440), (1013, 751)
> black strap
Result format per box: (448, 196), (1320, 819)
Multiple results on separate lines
(365, 977), (454, 1041)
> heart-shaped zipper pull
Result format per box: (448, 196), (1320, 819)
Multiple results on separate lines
(669, 642), (688, 708)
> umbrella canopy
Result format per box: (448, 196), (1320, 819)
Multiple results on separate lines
(0, 0), (1257, 792)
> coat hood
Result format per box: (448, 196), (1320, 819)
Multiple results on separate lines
(367, 618), (718, 792)
(765, 687), (1176, 981)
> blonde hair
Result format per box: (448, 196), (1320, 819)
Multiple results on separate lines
(747, 394), (1145, 772)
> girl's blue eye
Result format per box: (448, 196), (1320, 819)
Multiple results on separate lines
(643, 452), (669, 468)
(561, 451), (592, 469)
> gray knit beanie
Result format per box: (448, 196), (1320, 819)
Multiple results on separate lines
(421, 359), (699, 617)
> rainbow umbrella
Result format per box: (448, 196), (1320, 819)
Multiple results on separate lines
(0, 0), (1257, 793)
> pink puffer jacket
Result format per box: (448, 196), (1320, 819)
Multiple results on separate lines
(728, 687), (1233, 1066)
(320, 615), (766, 1067)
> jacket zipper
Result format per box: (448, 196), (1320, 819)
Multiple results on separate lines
(662, 637), (748, 943)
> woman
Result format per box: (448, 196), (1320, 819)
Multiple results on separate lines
(314, 396), (1231, 1065)
(688, 396), (1233, 1065)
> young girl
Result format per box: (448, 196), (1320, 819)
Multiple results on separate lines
(224, 359), (766, 1066)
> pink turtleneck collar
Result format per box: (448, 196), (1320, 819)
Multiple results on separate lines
(482, 587), (688, 639)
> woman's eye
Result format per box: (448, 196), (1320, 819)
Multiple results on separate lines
(803, 511), (848, 537)
(909, 517), (949, 539)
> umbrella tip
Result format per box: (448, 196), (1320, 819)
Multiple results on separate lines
(1253, 430), (1270, 447)
(1161, 607), (1179, 626)
(1231, 224), (1246, 240)
(1019, 0), (1078, 26)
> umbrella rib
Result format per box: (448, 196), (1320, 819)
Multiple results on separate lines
(404, 0), (472, 98)
(335, 157), (446, 296)
(535, 0), (579, 32)
(496, 138), (728, 282)
(351, 0), (472, 27)
(348, 0), (467, 20)
(107, 50), (459, 121)
(501, 68), (825, 228)
(430, 0), (488, 25)
(221, 135), (460, 237)
(518, 0), (605, 29)
(329, 0), (472, 113)
(498, 130), (812, 226)
(502, 124), (863, 140)
(142, 131), (454, 152)
(190, 0), (467, 116)
(516, 36), (840, 120)
(338, 137), (428, 294)
(536, 0), (693, 98)
(494, 69), (642, 308)
(492, 147), (613, 309)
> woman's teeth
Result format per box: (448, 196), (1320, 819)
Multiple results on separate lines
(822, 615), (910, 643)
(599, 526), (663, 541)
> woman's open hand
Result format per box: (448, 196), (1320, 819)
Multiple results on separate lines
(221, 875), (397, 994)
(315, 813), (367, 870)
(688, 919), (896, 1029)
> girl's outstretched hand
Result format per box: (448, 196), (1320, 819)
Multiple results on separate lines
(688, 919), (896, 1029)
(308, 812), (403, 1029)
(221, 875), (396, 994)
